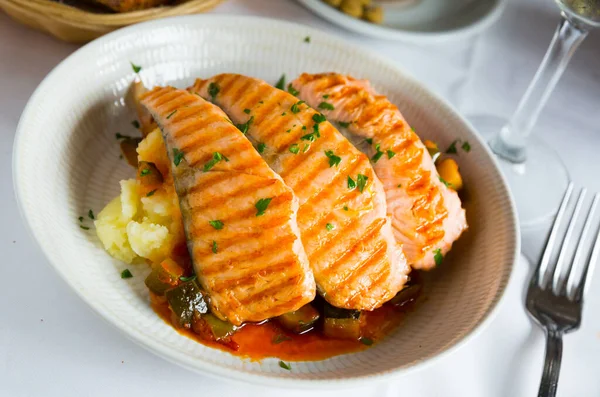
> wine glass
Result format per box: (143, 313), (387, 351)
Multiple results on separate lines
(468, 0), (600, 228)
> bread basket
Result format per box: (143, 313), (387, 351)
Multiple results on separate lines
(0, 0), (223, 43)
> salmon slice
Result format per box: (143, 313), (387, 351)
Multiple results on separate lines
(140, 87), (315, 325)
(291, 73), (467, 270)
(190, 74), (410, 311)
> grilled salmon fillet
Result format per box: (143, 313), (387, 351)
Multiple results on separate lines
(141, 87), (315, 325)
(190, 74), (410, 311)
(291, 73), (467, 270)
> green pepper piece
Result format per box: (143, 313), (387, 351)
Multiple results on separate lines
(165, 280), (208, 327)
(388, 284), (422, 308)
(276, 304), (320, 334)
(323, 318), (362, 340)
(323, 301), (361, 319)
(144, 259), (185, 296)
(203, 314), (238, 340)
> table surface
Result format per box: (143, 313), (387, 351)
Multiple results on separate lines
(1, 0), (600, 396)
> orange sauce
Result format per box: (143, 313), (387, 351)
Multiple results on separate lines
(151, 294), (417, 361)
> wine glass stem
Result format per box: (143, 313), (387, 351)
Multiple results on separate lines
(490, 16), (588, 163)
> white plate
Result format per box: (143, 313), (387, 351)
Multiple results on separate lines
(14, 15), (518, 388)
(297, 0), (506, 43)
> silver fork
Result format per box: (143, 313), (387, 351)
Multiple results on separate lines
(526, 183), (600, 397)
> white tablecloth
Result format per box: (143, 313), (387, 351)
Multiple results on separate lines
(1, 0), (599, 396)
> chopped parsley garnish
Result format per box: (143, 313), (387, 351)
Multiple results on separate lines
(289, 144), (300, 154)
(208, 82), (220, 101)
(462, 141), (471, 152)
(279, 360), (292, 370)
(312, 113), (326, 124)
(272, 334), (292, 344)
(212, 240), (218, 254)
(281, 112), (287, 116)
(203, 152), (228, 172)
(235, 116), (254, 134)
(130, 62), (142, 73)
(343, 205), (349, 211)
(347, 176), (356, 190)
(146, 189), (157, 197)
(323, 94), (330, 99)
(326, 223), (335, 231)
(257, 142), (267, 153)
(140, 168), (151, 176)
(291, 100), (305, 114)
(387, 149), (396, 159)
(209, 220), (224, 230)
(433, 248), (443, 266)
(324, 150), (341, 167)
(80, 225), (90, 230)
(365, 138), (373, 145)
(166, 109), (177, 119)
(78, 216), (84, 222)
(318, 102), (334, 111)
(244, 108), (251, 114)
(121, 269), (133, 279)
(439, 176), (451, 187)
(131, 120), (140, 129)
(179, 275), (197, 282)
(88, 209), (95, 220)
(304, 36), (311, 43)
(397, 184), (402, 188)
(115, 133), (132, 140)
(255, 198), (273, 217)
(446, 140), (459, 154)
(302, 144), (310, 153)
(371, 151), (384, 163)
(172, 148), (185, 166)
(287, 84), (299, 96)
(338, 121), (351, 128)
(275, 74), (286, 90)
(371, 145), (384, 163)
(360, 337), (374, 346)
(357, 174), (368, 193)
(301, 132), (317, 142)
(302, 125), (307, 130)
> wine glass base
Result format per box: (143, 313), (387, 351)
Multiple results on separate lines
(467, 114), (571, 230)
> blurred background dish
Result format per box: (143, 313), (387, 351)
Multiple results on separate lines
(296, 0), (506, 42)
(0, 0), (223, 43)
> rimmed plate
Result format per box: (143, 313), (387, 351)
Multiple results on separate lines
(13, 15), (518, 388)
(296, 0), (506, 43)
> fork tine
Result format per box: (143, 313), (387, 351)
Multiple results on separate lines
(571, 193), (600, 303)
(534, 182), (574, 287)
(552, 188), (587, 293)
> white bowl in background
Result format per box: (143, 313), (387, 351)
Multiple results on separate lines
(13, 15), (518, 388)
(296, 0), (506, 43)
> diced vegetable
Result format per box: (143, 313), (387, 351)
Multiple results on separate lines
(203, 314), (238, 340)
(339, 0), (363, 17)
(436, 158), (463, 191)
(165, 278), (208, 328)
(323, 302), (360, 319)
(276, 304), (320, 334)
(321, 300), (362, 340)
(323, 318), (362, 340)
(191, 312), (239, 350)
(137, 161), (163, 186)
(144, 258), (185, 296)
(389, 284), (422, 308)
(363, 6), (383, 24)
(424, 139), (441, 163)
(120, 138), (142, 167)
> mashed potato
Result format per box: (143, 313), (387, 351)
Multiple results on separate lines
(95, 129), (185, 264)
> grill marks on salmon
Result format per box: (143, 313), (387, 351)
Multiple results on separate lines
(190, 74), (409, 311)
(291, 73), (467, 270)
(141, 87), (315, 325)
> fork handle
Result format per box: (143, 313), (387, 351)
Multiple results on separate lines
(538, 330), (563, 397)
